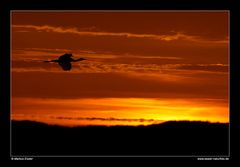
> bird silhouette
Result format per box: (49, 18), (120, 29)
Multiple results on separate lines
(44, 53), (86, 71)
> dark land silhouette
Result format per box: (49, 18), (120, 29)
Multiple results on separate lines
(11, 120), (229, 156)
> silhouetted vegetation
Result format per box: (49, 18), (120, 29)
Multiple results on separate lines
(11, 120), (229, 156)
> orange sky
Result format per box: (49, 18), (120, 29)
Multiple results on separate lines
(11, 11), (229, 126)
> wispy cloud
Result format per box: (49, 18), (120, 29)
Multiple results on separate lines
(12, 24), (228, 44)
(15, 47), (96, 54)
(12, 58), (229, 75)
(175, 63), (228, 73)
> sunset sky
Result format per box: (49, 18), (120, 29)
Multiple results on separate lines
(11, 11), (229, 126)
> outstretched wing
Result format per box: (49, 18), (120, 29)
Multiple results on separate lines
(58, 61), (72, 71)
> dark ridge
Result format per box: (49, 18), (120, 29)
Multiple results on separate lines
(11, 120), (229, 156)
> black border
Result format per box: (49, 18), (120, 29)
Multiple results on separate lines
(1, 0), (239, 161)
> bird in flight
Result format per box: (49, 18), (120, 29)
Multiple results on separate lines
(44, 53), (86, 71)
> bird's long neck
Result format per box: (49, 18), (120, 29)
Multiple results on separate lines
(72, 58), (86, 62)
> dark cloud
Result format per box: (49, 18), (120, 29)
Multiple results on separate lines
(51, 116), (155, 122)
(12, 71), (228, 99)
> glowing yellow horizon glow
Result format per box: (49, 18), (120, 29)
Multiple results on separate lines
(11, 97), (229, 127)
